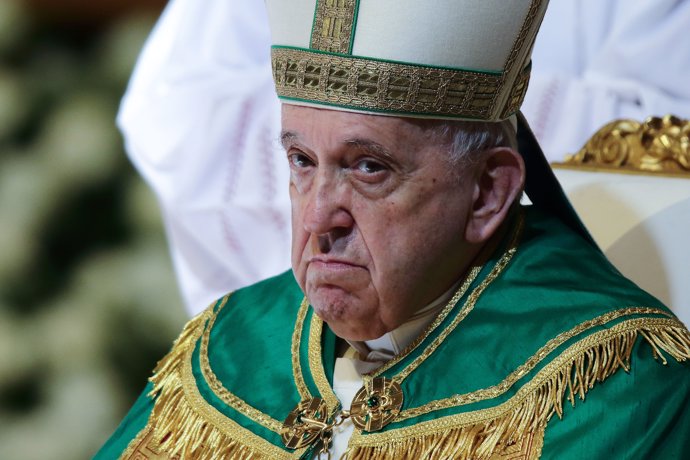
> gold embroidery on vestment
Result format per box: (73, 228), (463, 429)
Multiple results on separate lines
(342, 424), (546, 460)
(199, 295), (284, 432)
(166, 340), (298, 458)
(121, 280), (690, 459)
(308, 311), (342, 412)
(272, 47), (503, 120)
(120, 307), (211, 459)
(291, 297), (312, 401)
(310, 0), (359, 53)
(121, 426), (176, 460)
(345, 317), (690, 460)
(489, 424), (545, 460)
(126, 297), (307, 459)
(399, 306), (674, 420)
(273, 0), (545, 121)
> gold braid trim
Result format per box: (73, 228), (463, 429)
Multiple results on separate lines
(121, 301), (302, 460)
(199, 297), (284, 432)
(148, 307), (213, 400)
(398, 307), (671, 420)
(272, 47), (506, 121)
(310, 0), (358, 53)
(291, 297), (313, 401)
(120, 425), (156, 459)
(308, 308), (342, 411)
(344, 318), (690, 460)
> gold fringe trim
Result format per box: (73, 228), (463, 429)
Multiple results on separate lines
(345, 321), (690, 460)
(149, 311), (208, 394)
(121, 300), (299, 459)
(127, 297), (690, 460)
(147, 366), (264, 459)
(398, 307), (671, 420)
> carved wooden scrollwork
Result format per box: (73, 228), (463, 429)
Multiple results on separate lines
(554, 115), (690, 176)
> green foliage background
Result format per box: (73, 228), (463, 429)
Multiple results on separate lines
(0, 2), (187, 458)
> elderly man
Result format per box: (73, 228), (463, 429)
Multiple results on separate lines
(97, 1), (690, 459)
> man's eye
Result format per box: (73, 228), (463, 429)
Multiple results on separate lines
(354, 159), (386, 174)
(289, 152), (314, 168)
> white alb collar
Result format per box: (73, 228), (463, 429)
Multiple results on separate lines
(346, 278), (463, 368)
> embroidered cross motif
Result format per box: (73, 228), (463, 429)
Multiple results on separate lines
(310, 0), (359, 53)
(128, 428), (178, 460)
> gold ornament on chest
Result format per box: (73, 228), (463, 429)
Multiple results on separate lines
(281, 377), (404, 453)
(281, 397), (331, 449)
(349, 377), (404, 432)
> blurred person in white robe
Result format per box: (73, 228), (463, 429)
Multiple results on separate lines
(118, 0), (690, 315)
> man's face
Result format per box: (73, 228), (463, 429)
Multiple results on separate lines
(282, 105), (480, 341)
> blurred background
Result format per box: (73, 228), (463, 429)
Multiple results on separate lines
(0, 1), (189, 458)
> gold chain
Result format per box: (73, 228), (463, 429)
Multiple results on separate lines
(318, 410), (351, 459)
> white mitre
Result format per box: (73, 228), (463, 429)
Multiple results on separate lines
(265, 0), (548, 122)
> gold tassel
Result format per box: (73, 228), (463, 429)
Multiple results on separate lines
(148, 309), (211, 398)
(639, 326), (690, 364)
(122, 307), (271, 459)
(148, 374), (259, 459)
(345, 324), (690, 460)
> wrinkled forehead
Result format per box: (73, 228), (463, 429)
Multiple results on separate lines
(279, 104), (444, 149)
(280, 103), (517, 156)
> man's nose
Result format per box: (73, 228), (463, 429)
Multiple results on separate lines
(302, 175), (354, 236)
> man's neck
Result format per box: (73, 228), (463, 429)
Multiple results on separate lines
(336, 208), (518, 371)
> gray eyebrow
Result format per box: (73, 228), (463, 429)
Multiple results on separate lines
(344, 138), (395, 161)
(280, 131), (299, 149)
(279, 134), (396, 162)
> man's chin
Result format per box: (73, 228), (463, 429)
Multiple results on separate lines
(309, 294), (387, 341)
(321, 317), (388, 341)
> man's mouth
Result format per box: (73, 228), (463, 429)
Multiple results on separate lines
(308, 257), (364, 270)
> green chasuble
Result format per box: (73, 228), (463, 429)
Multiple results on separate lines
(95, 207), (690, 459)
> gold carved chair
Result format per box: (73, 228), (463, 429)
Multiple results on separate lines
(552, 115), (690, 327)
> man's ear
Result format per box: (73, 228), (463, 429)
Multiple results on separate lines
(465, 147), (525, 244)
